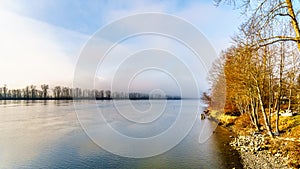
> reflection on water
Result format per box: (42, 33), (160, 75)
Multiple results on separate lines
(0, 100), (242, 168)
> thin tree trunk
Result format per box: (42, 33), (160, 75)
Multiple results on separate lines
(273, 96), (278, 111)
(268, 69), (272, 130)
(257, 85), (273, 137)
(298, 93), (300, 113)
(276, 96), (281, 135)
(250, 97), (260, 131)
(288, 88), (292, 110)
(255, 99), (259, 125)
(276, 43), (285, 134)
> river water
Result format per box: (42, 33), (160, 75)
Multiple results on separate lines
(0, 100), (242, 169)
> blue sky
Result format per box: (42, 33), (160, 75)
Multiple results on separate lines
(3, 0), (240, 34)
(0, 0), (242, 93)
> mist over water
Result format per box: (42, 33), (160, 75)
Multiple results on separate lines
(0, 100), (242, 168)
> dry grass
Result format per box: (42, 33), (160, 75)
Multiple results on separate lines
(218, 114), (237, 126)
(255, 114), (300, 168)
(278, 115), (300, 139)
(208, 109), (238, 127)
(212, 111), (254, 135)
(231, 113), (256, 135)
(275, 114), (300, 168)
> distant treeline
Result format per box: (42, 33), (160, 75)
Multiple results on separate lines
(0, 84), (181, 100)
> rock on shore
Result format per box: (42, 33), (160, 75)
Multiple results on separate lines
(230, 134), (290, 169)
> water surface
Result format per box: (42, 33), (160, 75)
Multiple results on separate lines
(0, 100), (242, 168)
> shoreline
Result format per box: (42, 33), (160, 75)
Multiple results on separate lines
(206, 110), (292, 169)
(230, 133), (290, 169)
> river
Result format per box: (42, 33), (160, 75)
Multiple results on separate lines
(0, 100), (242, 169)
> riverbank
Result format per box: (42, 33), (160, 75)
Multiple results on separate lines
(230, 133), (290, 169)
(207, 110), (300, 169)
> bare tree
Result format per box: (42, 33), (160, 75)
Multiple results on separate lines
(30, 85), (36, 99)
(24, 86), (30, 99)
(105, 90), (111, 99)
(53, 86), (62, 99)
(41, 84), (49, 99)
(216, 0), (300, 51)
(3, 84), (7, 99)
(62, 87), (70, 98)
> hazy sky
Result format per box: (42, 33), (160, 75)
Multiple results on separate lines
(0, 0), (242, 94)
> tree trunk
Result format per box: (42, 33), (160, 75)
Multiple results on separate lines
(250, 97), (260, 131)
(286, 0), (300, 51)
(276, 97), (281, 134)
(288, 88), (292, 110)
(256, 84), (273, 137)
(273, 96), (278, 111)
(298, 93), (300, 113)
(276, 42), (285, 134)
(268, 69), (272, 130)
(298, 95), (300, 113)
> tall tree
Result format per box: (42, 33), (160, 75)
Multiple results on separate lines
(53, 86), (62, 99)
(41, 84), (49, 99)
(216, 0), (300, 51)
(30, 85), (36, 99)
(105, 90), (111, 99)
(3, 84), (7, 99)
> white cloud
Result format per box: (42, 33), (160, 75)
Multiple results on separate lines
(0, 0), (242, 93)
(0, 9), (88, 89)
(96, 1), (242, 54)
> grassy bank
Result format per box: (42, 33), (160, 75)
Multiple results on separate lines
(207, 110), (300, 168)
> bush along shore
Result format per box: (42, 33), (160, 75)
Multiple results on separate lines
(206, 110), (300, 169)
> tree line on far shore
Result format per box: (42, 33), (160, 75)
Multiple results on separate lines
(0, 84), (181, 100)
